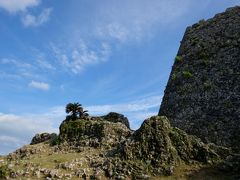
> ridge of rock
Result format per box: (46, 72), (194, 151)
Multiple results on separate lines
(2, 116), (234, 179)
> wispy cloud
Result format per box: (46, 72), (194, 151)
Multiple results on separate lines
(0, 71), (21, 79)
(22, 8), (52, 27)
(51, 41), (111, 73)
(29, 80), (50, 90)
(50, 0), (193, 74)
(96, 23), (129, 43)
(94, 0), (192, 43)
(34, 50), (55, 70)
(0, 57), (42, 80)
(0, 0), (40, 13)
(1, 58), (32, 69)
(0, 0), (52, 27)
(87, 95), (162, 114)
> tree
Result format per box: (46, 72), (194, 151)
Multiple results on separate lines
(65, 102), (88, 120)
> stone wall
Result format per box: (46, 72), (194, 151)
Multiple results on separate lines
(159, 6), (240, 151)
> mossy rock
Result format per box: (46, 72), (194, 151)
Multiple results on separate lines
(121, 116), (181, 174)
(59, 119), (132, 147)
(118, 116), (230, 175)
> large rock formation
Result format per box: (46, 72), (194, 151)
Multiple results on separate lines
(2, 115), (233, 179)
(58, 117), (132, 147)
(116, 116), (230, 176)
(159, 6), (240, 151)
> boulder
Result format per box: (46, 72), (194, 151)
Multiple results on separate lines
(101, 112), (130, 129)
(58, 118), (132, 147)
(30, 133), (57, 145)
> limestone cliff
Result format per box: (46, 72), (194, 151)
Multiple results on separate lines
(159, 6), (240, 151)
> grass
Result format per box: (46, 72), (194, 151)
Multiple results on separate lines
(1, 143), (106, 179)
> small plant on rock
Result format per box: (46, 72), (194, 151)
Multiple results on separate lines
(182, 71), (193, 78)
(175, 56), (183, 62)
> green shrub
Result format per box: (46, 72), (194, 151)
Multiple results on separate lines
(175, 56), (183, 62)
(172, 73), (177, 80)
(182, 71), (193, 78)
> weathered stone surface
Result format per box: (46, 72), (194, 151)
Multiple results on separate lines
(159, 6), (240, 151)
(7, 144), (48, 160)
(30, 133), (57, 145)
(0, 115), (233, 179)
(114, 116), (230, 176)
(101, 112), (130, 129)
(58, 118), (132, 147)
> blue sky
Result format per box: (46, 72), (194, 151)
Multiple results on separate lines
(0, 0), (239, 155)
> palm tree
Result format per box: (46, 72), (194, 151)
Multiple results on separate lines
(80, 110), (89, 118)
(65, 102), (89, 120)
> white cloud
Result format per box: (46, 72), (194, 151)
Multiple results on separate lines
(0, 94), (162, 154)
(50, 95), (162, 117)
(0, 0), (40, 13)
(94, 0), (193, 43)
(0, 71), (21, 79)
(49, 94), (162, 129)
(51, 41), (111, 74)
(22, 8), (52, 27)
(87, 95), (162, 114)
(0, 58), (41, 79)
(97, 23), (129, 43)
(34, 51), (55, 70)
(37, 58), (55, 70)
(49, 95), (162, 131)
(1, 58), (32, 69)
(29, 80), (50, 90)
(0, 112), (58, 155)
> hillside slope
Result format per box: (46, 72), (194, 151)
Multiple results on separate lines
(1, 115), (238, 179)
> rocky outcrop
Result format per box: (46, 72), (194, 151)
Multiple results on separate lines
(101, 112), (130, 129)
(1, 115), (234, 179)
(30, 133), (57, 145)
(159, 6), (240, 151)
(58, 118), (132, 147)
(115, 116), (230, 176)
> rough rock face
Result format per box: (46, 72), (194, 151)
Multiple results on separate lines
(101, 112), (130, 129)
(159, 6), (240, 151)
(0, 115), (233, 179)
(58, 118), (132, 147)
(118, 116), (230, 175)
(30, 133), (57, 145)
